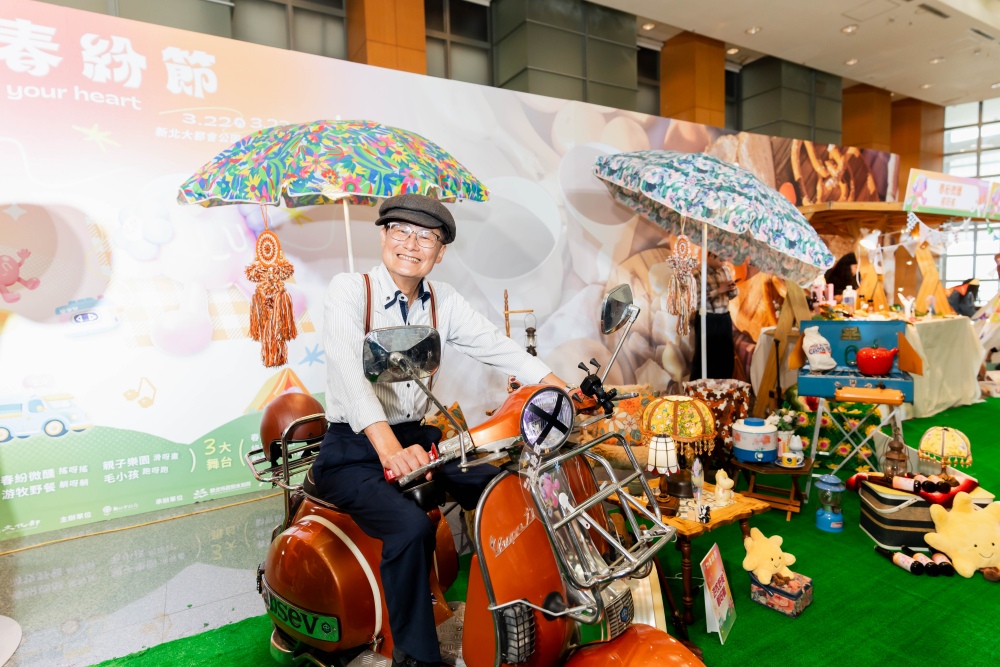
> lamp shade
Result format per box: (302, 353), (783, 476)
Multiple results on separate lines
(918, 426), (972, 468)
(859, 230), (881, 250)
(647, 434), (679, 474)
(641, 395), (716, 447)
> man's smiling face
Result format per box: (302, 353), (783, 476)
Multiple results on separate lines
(380, 224), (446, 283)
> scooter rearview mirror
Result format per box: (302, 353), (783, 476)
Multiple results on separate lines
(600, 284), (633, 335)
(599, 285), (639, 383)
(363, 326), (441, 383)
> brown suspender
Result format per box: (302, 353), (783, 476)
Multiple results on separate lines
(362, 273), (437, 333)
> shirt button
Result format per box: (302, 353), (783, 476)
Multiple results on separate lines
(406, 383), (410, 387)
(407, 413), (411, 418)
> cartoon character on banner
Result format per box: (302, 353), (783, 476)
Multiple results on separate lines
(0, 249), (40, 303)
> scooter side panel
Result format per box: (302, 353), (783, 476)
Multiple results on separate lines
(464, 473), (573, 667)
(563, 624), (704, 667)
(264, 502), (390, 654)
(434, 508), (459, 592)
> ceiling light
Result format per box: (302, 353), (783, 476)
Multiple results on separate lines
(842, 24), (859, 34)
(992, 82), (1000, 89)
(921, 83), (932, 89)
(929, 57), (945, 64)
(642, 22), (656, 31)
(726, 47), (740, 55)
(746, 26), (762, 35)
(845, 58), (858, 66)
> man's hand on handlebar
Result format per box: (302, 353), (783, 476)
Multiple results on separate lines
(383, 444), (433, 482)
(365, 421), (434, 483)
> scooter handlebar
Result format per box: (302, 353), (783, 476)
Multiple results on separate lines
(384, 443), (439, 484)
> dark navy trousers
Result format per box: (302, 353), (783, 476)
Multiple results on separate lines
(312, 421), (499, 663)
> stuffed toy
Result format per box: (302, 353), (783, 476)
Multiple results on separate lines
(714, 469), (735, 504)
(924, 492), (1000, 579)
(743, 527), (796, 585)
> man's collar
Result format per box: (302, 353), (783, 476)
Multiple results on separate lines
(373, 263), (431, 310)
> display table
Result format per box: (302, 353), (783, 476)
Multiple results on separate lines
(731, 457), (814, 521)
(751, 319), (984, 418)
(611, 479), (770, 625)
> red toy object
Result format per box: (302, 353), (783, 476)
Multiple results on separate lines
(856, 345), (898, 376)
(847, 472), (980, 509)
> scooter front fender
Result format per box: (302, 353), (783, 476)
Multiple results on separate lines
(565, 624), (704, 667)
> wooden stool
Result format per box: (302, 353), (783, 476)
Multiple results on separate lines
(731, 457), (814, 520)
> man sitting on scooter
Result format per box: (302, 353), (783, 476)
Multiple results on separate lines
(315, 193), (568, 667)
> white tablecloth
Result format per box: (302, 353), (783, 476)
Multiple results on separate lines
(749, 326), (799, 399)
(750, 318), (985, 419)
(908, 318), (985, 418)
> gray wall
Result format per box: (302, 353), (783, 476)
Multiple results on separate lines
(740, 57), (842, 143)
(492, 0), (638, 110)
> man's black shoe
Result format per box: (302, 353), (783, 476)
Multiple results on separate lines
(390, 648), (440, 667)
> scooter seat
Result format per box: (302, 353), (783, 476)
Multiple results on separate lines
(401, 478), (445, 512)
(303, 466), (442, 512)
(302, 467), (320, 497)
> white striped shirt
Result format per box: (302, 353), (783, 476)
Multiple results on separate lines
(323, 263), (552, 433)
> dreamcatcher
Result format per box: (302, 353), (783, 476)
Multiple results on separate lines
(246, 208), (297, 367)
(666, 231), (700, 336)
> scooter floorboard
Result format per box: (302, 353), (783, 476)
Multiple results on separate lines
(343, 602), (466, 667)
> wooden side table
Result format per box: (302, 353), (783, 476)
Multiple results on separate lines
(611, 479), (770, 626)
(731, 457), (814, 521)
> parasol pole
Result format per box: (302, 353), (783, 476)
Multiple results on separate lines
(342, 198), (355, 274)
(701, 221), (708, 380)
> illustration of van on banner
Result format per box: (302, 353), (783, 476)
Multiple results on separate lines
(0, 393), (92, 441)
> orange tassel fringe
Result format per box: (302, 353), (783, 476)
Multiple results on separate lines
(245, 228), (297, 367)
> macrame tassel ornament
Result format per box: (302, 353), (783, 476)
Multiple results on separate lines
(666, 234), (700, 336)
(246, 217), (297, 367)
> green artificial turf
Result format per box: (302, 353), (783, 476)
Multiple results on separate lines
(96, 399), (1000, 667)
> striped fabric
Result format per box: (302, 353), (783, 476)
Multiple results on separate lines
(323, 264), (551, 433)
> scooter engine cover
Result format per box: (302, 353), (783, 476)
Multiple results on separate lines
(264, 509), (387, 653)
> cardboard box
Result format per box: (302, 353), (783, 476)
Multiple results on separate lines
(748, 571), (813, 618)
(859, 480), (995, 550)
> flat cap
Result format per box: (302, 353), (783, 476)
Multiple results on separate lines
(376, 194), (456, 244)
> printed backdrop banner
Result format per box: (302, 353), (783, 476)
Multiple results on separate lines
(0, 0), (898, 540)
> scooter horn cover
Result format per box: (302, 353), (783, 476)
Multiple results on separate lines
(261, 392), (327, 463)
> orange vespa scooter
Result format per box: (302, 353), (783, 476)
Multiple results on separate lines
(245, 285), (704, 667)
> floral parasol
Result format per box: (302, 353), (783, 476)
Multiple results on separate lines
(178, 119), (488, 207)
(594, 150), (834, 285)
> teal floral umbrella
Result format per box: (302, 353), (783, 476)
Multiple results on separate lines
(594, 150), (834, 285)
(594, 150), (834, 378)
(178, 119), (489, 271)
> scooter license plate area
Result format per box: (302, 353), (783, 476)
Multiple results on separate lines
(263, 585), (340, 643)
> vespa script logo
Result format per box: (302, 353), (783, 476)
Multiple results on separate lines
(489, 507), (536, 558)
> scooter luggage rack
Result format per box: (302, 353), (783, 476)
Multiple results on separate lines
(244, 412), (327, 523)
(530, 432), (677, 592)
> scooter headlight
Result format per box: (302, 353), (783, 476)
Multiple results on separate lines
(520, 387), (574, 457)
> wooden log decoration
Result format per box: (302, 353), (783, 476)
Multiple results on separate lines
(751, 280), (812, 417)
(914, 242), (954, 316)
(246, 219), (297, 367)
(857, 244), (890, 312)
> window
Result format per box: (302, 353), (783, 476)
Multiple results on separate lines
(940, 222), (1000, 308)
(636, 46), (658, 116)
(943, 98), (1000, 178)
(232, 0), (346, 60)
(425, 0), (492, 86)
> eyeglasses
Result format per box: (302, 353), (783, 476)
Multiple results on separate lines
(386, 222), (441, 248)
